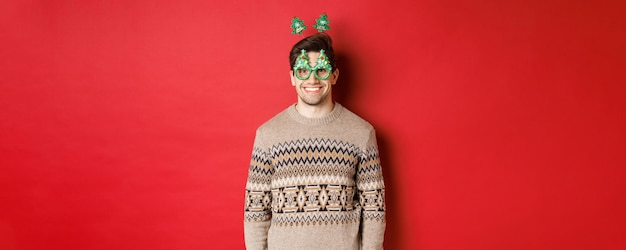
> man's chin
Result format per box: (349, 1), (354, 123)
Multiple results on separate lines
(299, 97), (325, 106)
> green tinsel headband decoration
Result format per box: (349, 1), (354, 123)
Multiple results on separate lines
(290, 13), (330, 35)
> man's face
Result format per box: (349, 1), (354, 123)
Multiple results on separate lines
(290, 51), (339, 107)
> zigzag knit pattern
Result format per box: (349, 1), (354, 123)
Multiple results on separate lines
(245, 137), (385, 225)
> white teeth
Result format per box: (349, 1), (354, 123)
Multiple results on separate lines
(304, 87), (321, 91)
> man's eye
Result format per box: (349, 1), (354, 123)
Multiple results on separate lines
(316, 68), (329, 78)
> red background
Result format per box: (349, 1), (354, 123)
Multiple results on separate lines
(2, 0), (625, 249)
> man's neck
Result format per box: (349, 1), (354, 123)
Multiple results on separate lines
(295, 100), (335, 119)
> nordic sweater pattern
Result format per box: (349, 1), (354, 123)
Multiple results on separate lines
(244, 104), (386, 250)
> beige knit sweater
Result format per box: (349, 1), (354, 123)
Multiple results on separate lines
(244, 103), (385, 250)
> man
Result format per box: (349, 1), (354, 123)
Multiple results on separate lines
(244, 33), (386, 250)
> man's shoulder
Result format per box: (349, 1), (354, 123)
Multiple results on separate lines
(256, 106), (292, 133)
(338, 105), (375, 132)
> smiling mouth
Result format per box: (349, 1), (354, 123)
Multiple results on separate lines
(304, 87), (322, 91)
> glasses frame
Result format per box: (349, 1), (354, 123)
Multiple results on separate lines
(293, 49), (333, 80)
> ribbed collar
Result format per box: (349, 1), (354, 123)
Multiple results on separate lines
(287, 103), (344, 126)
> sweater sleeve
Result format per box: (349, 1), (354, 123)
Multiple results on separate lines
(244, 132), (273, 250)
(357, 129), (386, 250)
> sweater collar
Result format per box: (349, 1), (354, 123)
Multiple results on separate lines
(287, 103), (343, 125)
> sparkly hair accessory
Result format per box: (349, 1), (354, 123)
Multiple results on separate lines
(291, 13), (330, 35)
(314, 13), (330, 32)
(290, 17), (307, 35)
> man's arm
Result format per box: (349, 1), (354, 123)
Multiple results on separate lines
(244, 136), (273, 250)
(357, 129), (386, 250)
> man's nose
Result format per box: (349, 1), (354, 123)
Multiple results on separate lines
(305, 71), (319, 83)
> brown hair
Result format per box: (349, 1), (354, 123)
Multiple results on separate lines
(289, 33), (336, 72)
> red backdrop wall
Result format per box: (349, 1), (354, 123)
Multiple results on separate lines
(1, 0), (625, 249)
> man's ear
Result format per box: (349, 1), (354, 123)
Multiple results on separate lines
(290, 70), (296, 86)
(331, 69), (339, 85)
